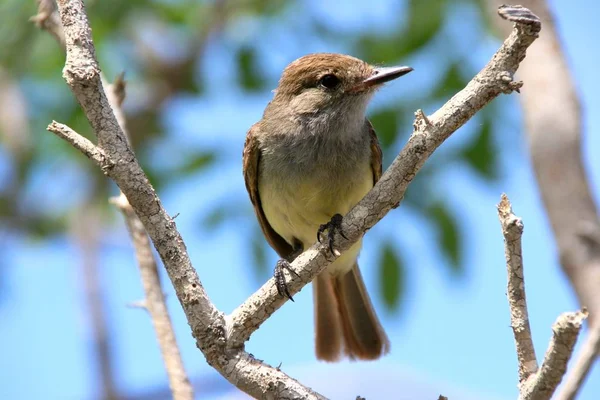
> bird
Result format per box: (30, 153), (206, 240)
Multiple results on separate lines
(243, 53), (412, 361)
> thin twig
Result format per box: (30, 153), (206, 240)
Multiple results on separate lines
(72, 208), (119, 400)
(556, 323), (600, 400)
(523, 311), (587, 400)
(30, 0), (65, 48)
(497, 194), (538, 382)
(111, 193), (193, 400)
(497, 194), (587, 400)
(47, 120), (111, 168)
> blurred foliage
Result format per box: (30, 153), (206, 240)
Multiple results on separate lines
(379, 241), (405, 310)
(358, 0), (447, 62)
(0, 0), (504, 312)
(237, 46), (267, 91)
(427, 202), (463, 274)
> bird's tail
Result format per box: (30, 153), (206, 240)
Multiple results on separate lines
(314, 263), (390, 361)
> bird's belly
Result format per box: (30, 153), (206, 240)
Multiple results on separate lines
(259, 161), (373, 276)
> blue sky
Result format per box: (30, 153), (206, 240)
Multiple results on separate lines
(1, 0), (599, 399)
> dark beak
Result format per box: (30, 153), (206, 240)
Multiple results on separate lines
(363, 66), (413, 87)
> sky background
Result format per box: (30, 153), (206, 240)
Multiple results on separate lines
(1, 0), (599, 399)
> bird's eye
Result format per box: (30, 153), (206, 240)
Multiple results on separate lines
(319, 74), (340, 89)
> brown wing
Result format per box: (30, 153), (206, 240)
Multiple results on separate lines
(243, 124), (294, 259)
(367, 120), (383, 184)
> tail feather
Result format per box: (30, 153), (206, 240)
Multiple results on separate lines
(313, 264), (389, 361)
(314, 273), (343, 361)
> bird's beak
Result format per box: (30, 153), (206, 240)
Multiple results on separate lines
(363, 66), (413, 87)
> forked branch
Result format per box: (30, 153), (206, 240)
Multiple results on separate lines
(498, 194), (586, 400)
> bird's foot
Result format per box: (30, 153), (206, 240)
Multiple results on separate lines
(317, 213), (348, 255)
(274, 259), (300, 301)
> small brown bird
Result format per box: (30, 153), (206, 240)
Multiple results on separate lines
(243, 53), (412, 361)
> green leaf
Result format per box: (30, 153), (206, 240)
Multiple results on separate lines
(356, 0), (446, 64)
(402, 0), (447, 55)
(357, 35), (403, 65)
(202, 207), (228, 231)
(143, 164), (164, 192)
(251, 233), (268, 278)
(172, 152), (216, 177)
(378, 241), (404, 311)
(201, 201), (251, 231)
(25, 215), (69, 240)
(428, 202), (463, 274)
(433, 63), (468, 100)
(237, 46), (266, 92)
(369, 108), (399, 150)
(461, 118), (497, 180)
(472, 0), (500, 37)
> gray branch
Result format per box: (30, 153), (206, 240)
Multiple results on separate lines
(497, 194), (587, 400)
(47, 120), (112, 169)
(490, 1), (600, 397)
(34, 2), (193, 397)
(525, 312), (587, 400)
(498, 0), (600, 327)
(47, 0), (543, 398)
(105, 77), (193, 400)
(497, 194), (538, 383)
(111, 194), (194, 400)
(557, 325), (600, 400)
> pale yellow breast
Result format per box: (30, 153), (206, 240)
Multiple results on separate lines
(259, 159), (373, 276)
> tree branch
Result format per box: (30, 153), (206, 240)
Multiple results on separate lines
(107, 77), (193, 399)
(48, 0), (542, 398)
(47, 120), (111, 168)
(111, 194), (194, 400)
(30, 0), (65, 48)
(497, 194), (587, 400)
(497, 0), (600, 328)
(557, 324), (600, 400)
(226, 5), (542, 348)
(35, 2), (194, 397)
(490, 0), (600, 396)
(524, 311), (587, 400)
(498, 194), (538, 383)
(72, 207), (119, 400)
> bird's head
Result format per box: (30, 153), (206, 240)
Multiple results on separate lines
(272, 53), (412, 118)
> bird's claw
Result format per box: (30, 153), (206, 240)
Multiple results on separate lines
(317, 213), (347, 255)
(274, 259), (300, 301)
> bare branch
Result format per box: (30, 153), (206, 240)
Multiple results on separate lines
(30, 0), (66, 48)
(97, 40), (193, 400)
(49, 0), (542, 397)
(490, 0), (600, 396)
(522, 311), (587, 400)
(557, 323), (600, 400)
(37, 3), (193, 395)
(227, 5), (542, 348)
(47, 120), (111, 168)
(105, 73), (129, 143)
(111, 193), (194, 400)
(72, 208), (119, 400)
(54, 0), (222, 362)
(497, 194), (587, 400)
(497, 194), (538, 382)
(491, 0), (600, 326)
